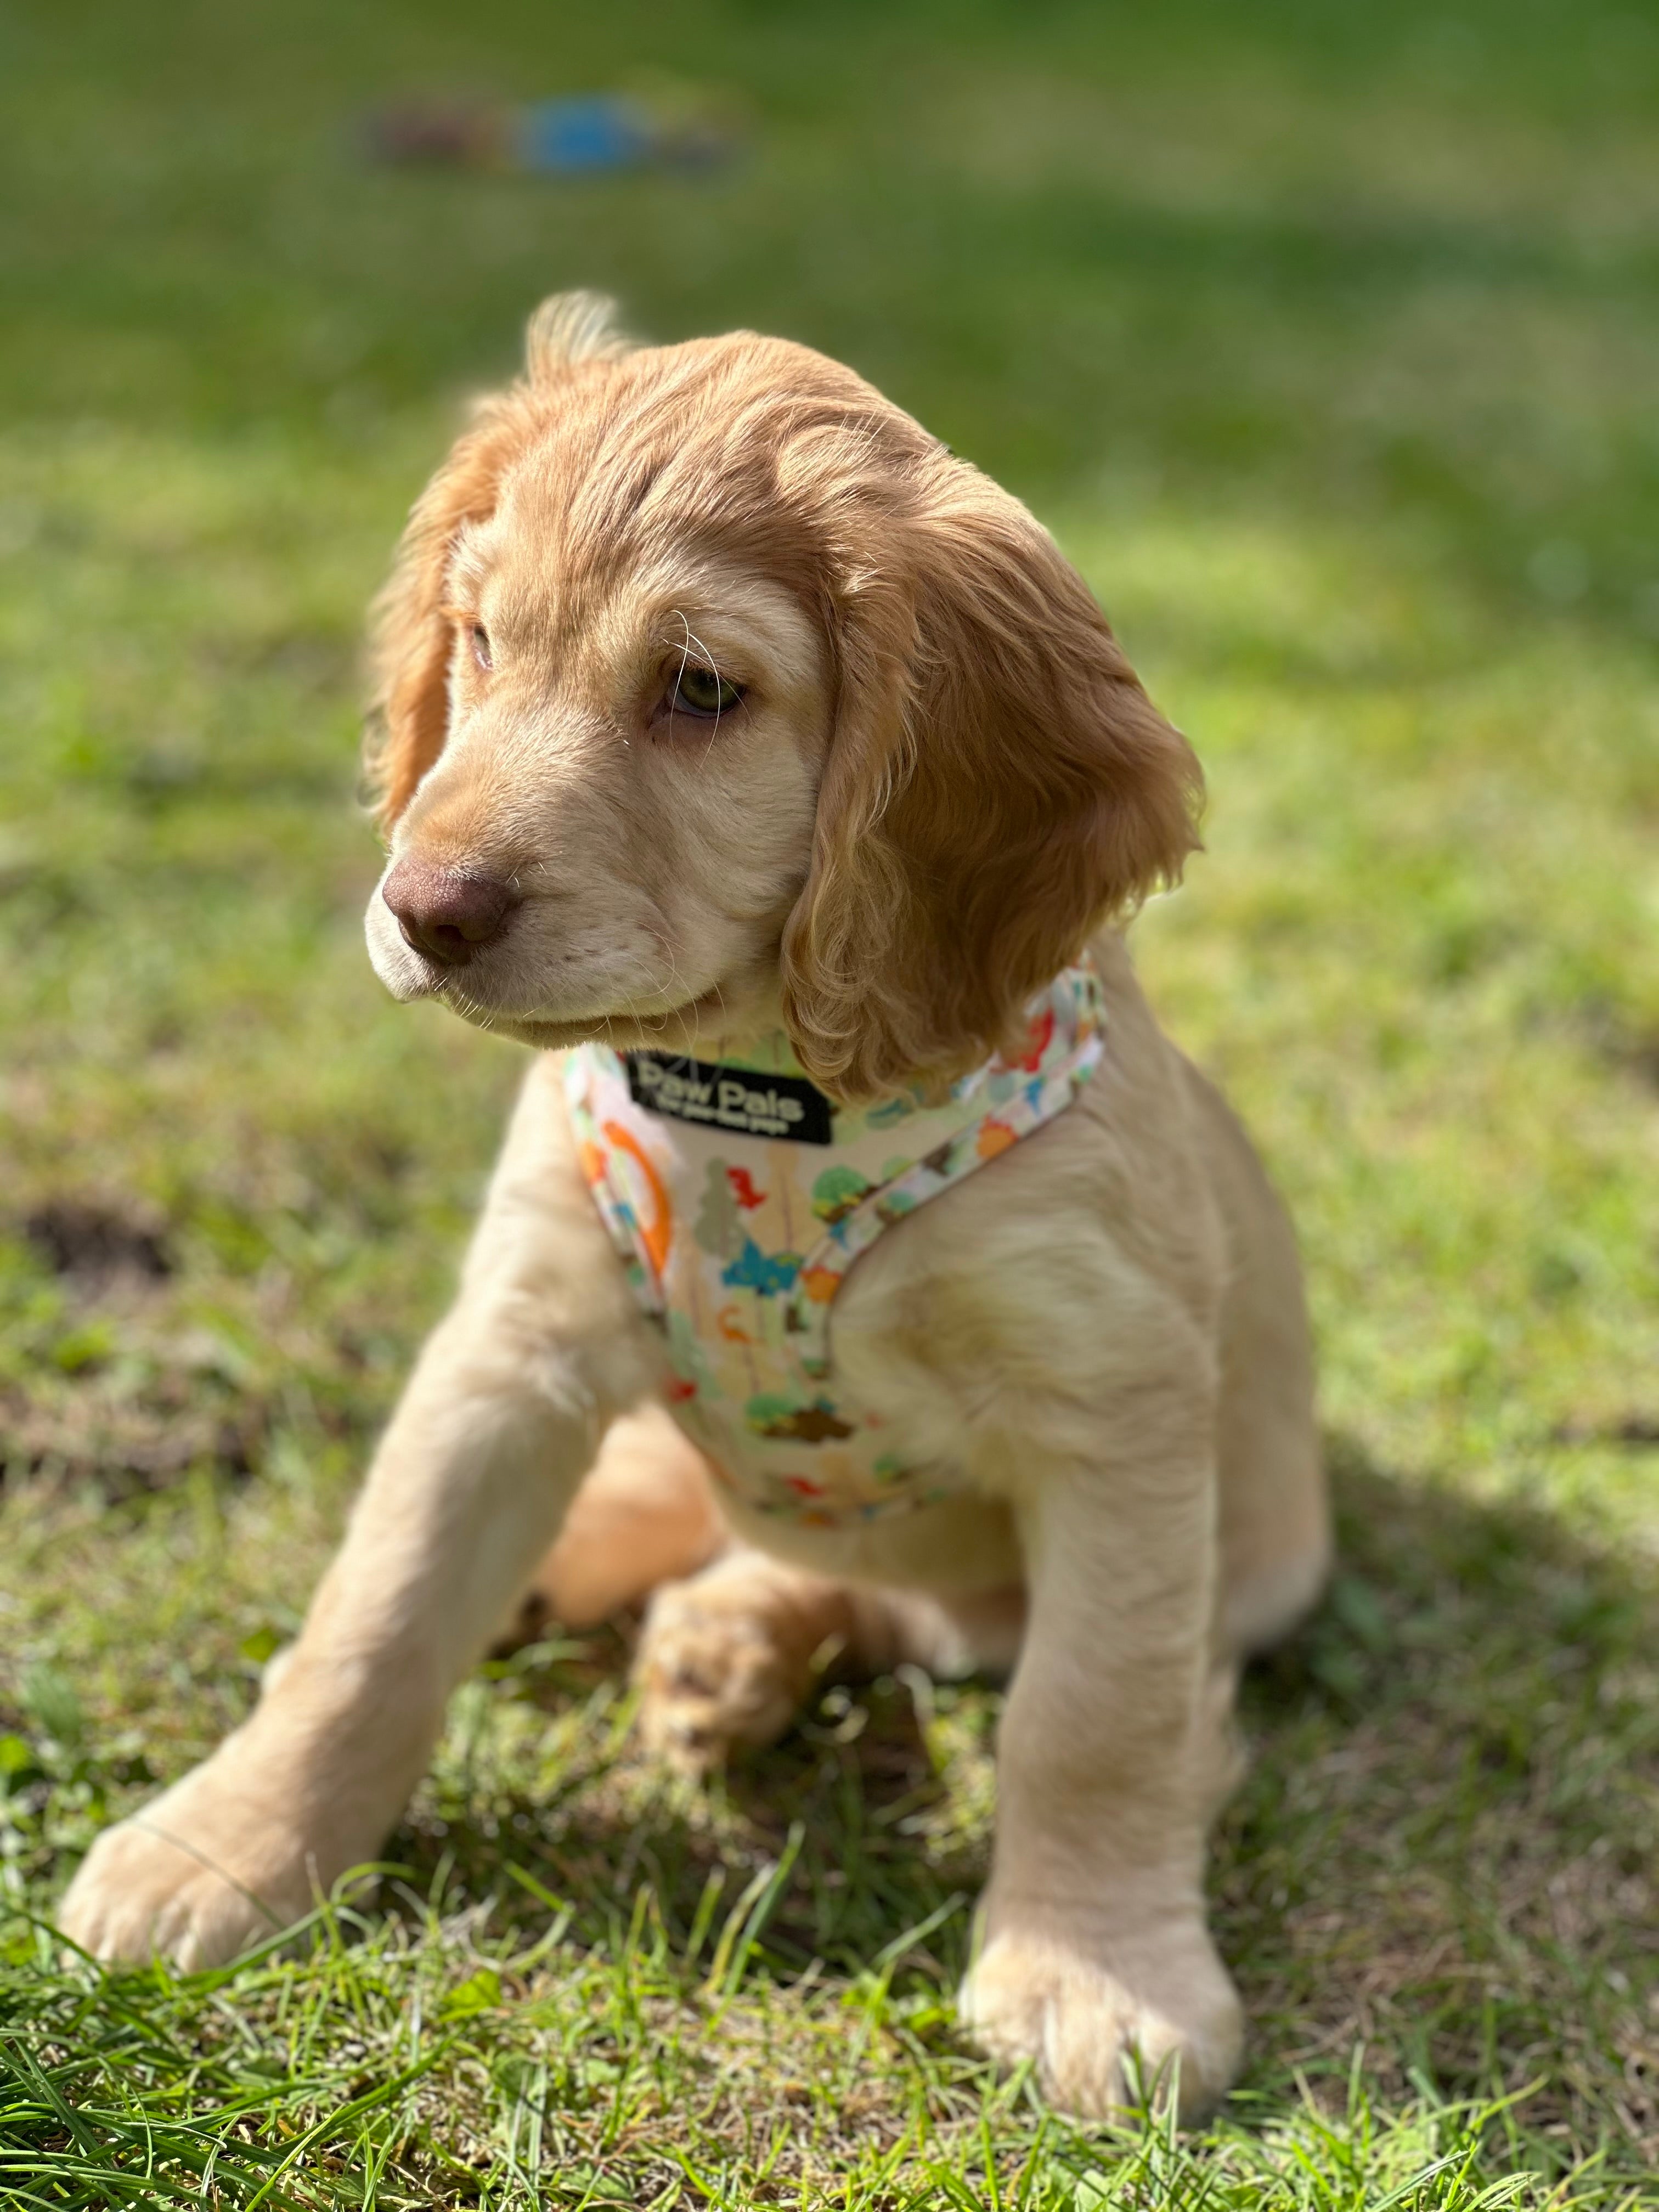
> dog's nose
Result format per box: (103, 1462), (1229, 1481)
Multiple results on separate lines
(381, 858), (516, 966)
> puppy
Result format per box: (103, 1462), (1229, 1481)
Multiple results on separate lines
(61, 296), (1329, 2120)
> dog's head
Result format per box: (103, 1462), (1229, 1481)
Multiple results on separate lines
(364, 294), (1202, 1099)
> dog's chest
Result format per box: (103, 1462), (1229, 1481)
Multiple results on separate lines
(563, 967), (1104, 1528)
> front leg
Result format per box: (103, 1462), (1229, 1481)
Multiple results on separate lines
(960, 1426), (1244, 2122)
(60, 1059), (654, 1968)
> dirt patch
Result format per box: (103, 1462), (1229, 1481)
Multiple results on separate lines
(23, 1200), (173, 1285)
(0, 1375), (263, 1496)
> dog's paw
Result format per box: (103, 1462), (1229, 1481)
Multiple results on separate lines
(57, 1753), (325, 1971)
(633, 1587), (803, 1771)
(957, 1920), (1243, 2122)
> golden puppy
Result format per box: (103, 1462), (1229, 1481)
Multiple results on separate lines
(61, 297), (1328, 2120)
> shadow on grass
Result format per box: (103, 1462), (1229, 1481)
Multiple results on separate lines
(1222, 1435), (1656, 2155)
(388, 1635), (984, 1995)
(379, 1436), (1654, 2162)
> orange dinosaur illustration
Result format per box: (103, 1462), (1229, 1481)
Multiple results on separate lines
(976, 1119), (1017, 1160)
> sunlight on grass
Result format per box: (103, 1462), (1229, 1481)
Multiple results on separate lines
(2, 0), (1656, 2202)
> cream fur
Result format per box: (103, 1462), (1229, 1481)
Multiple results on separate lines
(60, 298), (1328, 2124)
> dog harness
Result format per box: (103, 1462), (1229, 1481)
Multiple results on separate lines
(565, 963), (1105, 1527)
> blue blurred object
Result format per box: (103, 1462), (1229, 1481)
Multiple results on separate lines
(363, 87), (741, 175)
(515, 97), (654, 174)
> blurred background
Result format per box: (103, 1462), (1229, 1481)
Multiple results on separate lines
(1, 0), (1655, 2192)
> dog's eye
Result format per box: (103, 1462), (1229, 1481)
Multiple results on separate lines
(669, 665), (742, 719)
(470, 624), (493, 673)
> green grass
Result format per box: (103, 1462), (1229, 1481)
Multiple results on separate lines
(2, 0), (1657, 2201)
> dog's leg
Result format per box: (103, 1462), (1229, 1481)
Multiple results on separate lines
(496, 1403), (727, 1645)
(958, 1446), (1245, 2124)
(1182, 1059), (1330, 1657)
(59, 1060), (655, 1969)
(634, 1547), (1026, 1768)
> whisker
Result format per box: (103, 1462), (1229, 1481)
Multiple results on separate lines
(659, 610), (730, 760)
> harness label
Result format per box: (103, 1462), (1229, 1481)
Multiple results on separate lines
(625, 1052), (834, 1144)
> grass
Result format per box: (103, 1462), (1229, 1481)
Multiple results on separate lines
(2, 0), (1657, 2200)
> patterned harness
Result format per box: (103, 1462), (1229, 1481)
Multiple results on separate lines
(565, 963), (1105, 1527)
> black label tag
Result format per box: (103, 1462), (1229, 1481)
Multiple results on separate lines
(624, 1052), (834, 1144)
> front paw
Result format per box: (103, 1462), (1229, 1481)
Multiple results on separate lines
(633, 1587), (803, 1772)
(958, 1918), (1243, 2122)
(58, 1749), (327, 1971)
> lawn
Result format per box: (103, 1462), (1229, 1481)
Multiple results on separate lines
(2, 0), (1657, 2203)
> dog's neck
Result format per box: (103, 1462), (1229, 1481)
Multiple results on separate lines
(631, 977), (803, 1079)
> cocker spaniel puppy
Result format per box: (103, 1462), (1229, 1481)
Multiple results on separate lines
(62, 297), (1329, 2120)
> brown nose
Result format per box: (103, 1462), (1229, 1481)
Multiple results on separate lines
(381, 857), (516, 966)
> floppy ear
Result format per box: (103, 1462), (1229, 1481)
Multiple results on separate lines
(363, 292), (633, 830)
(780, 461), (1202, 1101)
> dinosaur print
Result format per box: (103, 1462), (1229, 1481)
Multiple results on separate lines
(563, 963), (1105, 1526)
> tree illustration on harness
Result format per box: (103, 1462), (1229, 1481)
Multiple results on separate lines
(810, 1164), (871, 1226)
(693, 1158), (742, 1258)
(743, 1392), (855, 1442)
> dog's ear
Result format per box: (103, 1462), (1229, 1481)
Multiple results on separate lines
(363, 409), (517, 830)
(364, 293), (631, 830)
(780, 459), (1202, 1100)
(522, 290), (634, 383)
